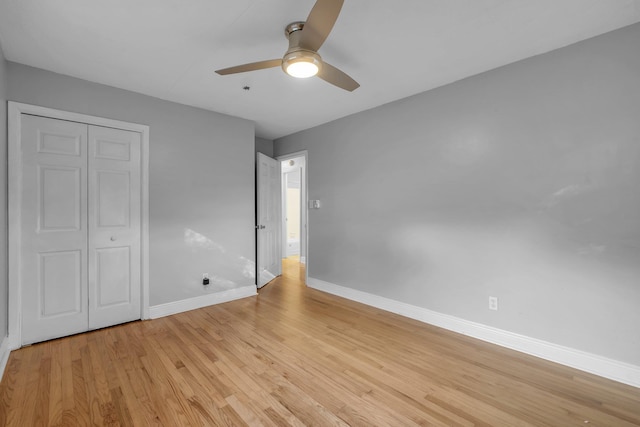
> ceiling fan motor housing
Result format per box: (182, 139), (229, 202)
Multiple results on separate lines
(282, 21), (323, 77)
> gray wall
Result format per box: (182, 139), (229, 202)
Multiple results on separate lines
(256, 137), (274, 158)
(275, 23), (640, 365)
(0, 44), (8, 338)
(8, 63), (256, 306)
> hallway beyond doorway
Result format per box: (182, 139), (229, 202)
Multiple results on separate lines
(281, 256), (305, 283)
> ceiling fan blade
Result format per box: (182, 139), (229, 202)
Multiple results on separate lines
(299, 0), (344, 51)
(318, 62), (359, 92)
(215, 59), (281, 75)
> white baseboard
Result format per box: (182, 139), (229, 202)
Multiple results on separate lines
(149, 286), (257, 319)
(307, 277), (640, 389)
(0, 336), (11, 383)
(300, 256), (306, 264)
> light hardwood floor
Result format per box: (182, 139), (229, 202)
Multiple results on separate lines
(1, 257), (639, 426)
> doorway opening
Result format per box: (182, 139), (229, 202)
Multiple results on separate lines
(279, 152), (307, 283)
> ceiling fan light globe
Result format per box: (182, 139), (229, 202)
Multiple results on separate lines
(282, 51), (322, 78)
(287, 61), (319, 78)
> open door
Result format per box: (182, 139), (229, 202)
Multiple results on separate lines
(256, 153), (282, 288)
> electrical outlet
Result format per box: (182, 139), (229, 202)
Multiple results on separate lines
(489, 296), (498, 311)
(203, 273), (210, 286)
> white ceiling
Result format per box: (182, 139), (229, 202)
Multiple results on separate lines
(1, 1), (639, 139)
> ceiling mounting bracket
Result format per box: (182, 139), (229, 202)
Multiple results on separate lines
(285, 22), (305, 38)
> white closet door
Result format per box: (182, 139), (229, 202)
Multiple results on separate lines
(20, 115), (142, 345)
(21, 115), (89, 344)
(88, 125), (141, 329)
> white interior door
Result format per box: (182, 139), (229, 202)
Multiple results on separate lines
(20, 115), (90, 344)
(20, 115), (142, 345)
(257, 152), (281, 288)
(88, 125), (141, 329)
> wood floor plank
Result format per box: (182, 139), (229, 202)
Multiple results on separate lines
(1, 257), (639, 426)
(47, 342), (64, 426)
(71, 358), (91, 426)
(0, 349), (23, 425)
(20, 344), (48, 426)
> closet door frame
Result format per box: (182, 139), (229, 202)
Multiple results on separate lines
(8, 101), (150, 349)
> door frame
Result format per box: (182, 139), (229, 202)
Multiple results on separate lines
(277, 150), (308, 283)
(7, 101), (150, 349)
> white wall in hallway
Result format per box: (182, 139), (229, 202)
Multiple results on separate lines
(281, 155), (306, 262)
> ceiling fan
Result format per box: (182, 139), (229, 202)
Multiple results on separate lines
(215, 0), (359, 92)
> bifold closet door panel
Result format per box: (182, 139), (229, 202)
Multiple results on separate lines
(20, 115), (90, 344)
(87, 125), (141, 330)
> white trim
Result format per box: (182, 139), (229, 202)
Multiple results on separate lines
(307, 277), (640, 389)
(7, 102), (151, 349)
(148, 286), (257, 319)
(300, 256), (306, 264)
(8, 103), (22, 350)
(0, 337), (10, 382)
(141, 123), (150, 320)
